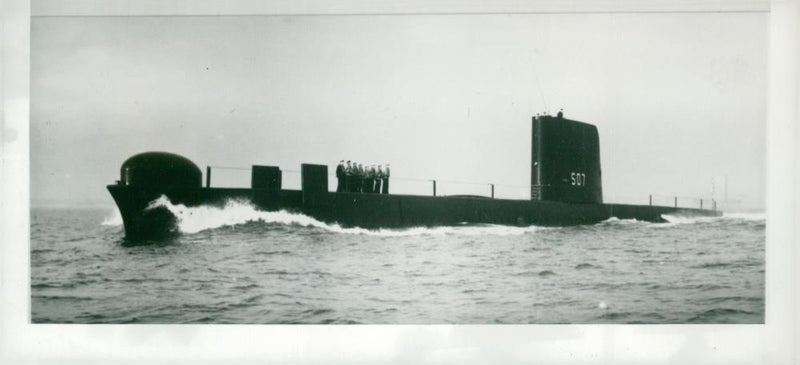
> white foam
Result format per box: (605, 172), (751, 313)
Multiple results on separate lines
(146, 196), (331, 234)
(660, 215), (713, 225)
(100, 208), (123, 226)
(366, 224), (546, 237)
(600, 217), (644, 225)
(660, 211), (766, 225)
(145, 196), (546, 236)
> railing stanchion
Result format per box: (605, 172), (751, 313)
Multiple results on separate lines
(674, 196), (678, 208)
(432, 180), (437, 197)
(206, 166), (211, 188)
(490, 184), (495, 199)
(649, 194), (652, 206)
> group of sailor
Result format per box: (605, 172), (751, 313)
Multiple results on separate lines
(335, 160), (390, 194)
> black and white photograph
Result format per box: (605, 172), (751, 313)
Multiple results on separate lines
(4, 0), (800, 363)
(30, 2), (767, 324)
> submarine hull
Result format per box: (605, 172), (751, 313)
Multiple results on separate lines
(107, 115), (722, 240)
(108, 185), (720, 239)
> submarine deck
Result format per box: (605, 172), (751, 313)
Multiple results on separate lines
(108, 185), (720, 238)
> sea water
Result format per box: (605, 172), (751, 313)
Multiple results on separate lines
(30, 201), (765, 324)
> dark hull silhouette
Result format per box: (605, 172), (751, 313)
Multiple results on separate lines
(107, 185), (718, 239)
(108, 115), (721, 239)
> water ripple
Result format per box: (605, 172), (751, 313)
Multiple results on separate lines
(30, 207), (765, 324)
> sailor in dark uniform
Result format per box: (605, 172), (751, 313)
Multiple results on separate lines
(335, 160), (345, 192)
(361, 164), (370, 193)
(371, 165), (379, 193)
(373, 167), (379, 193)
(375, 165), (384, 194)
(364, 165), (373, 193)
(358, 164), (367, 193)
(362, 163), (369, 193)
(345, 160), (354, 192)
(356, 163), (365, 193)
(381, 164), (390, 194)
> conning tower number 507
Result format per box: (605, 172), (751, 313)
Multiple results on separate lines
(571, 172), (587, 186)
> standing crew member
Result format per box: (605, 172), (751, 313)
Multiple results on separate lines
(345, 160), (354, 192)
(363, 165), (372, 193)
(361, 165), (369, 193)
(360, 163), (368, 193)
(375, 165), (384, 194)
(374, 166), (381, 193)
(335, 160), (345, 192)
(361, 164), (369, 193)
(382, 164), (390, 194)
(371, 165), (379, 194)
(356, 163), (365, 193)
(365, 165), (373, 193)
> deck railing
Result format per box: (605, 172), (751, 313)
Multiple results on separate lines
(204, 166), (716, 210)
(647, 194), (716, 211)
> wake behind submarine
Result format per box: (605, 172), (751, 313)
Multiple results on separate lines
(108, 114), (721, 239)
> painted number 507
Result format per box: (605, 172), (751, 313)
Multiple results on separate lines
(571, 172), (587, 186)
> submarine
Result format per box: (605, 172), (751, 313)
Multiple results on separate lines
(108, 114), (721, 239)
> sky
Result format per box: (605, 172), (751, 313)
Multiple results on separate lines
(30, 12), (766, 209)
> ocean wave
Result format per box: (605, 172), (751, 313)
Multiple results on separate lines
(595, 311), (631, 320)
(659, 212), (766, 226)
(146, 196), (328, 234)
(659, 214), (720, 225)
(364, 224), (547, 237)
(599, 217), (645, 225)
(700, 296), (764, 305)
(32, 294), (95, 302)
(690, 262), (735, 269)
(687, 308), (758, 323)
(145, 196), (547, 237)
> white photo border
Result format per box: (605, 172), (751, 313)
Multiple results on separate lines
(3, 0), (797, 363)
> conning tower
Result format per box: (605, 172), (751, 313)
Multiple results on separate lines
(531, 114), (603, 204)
